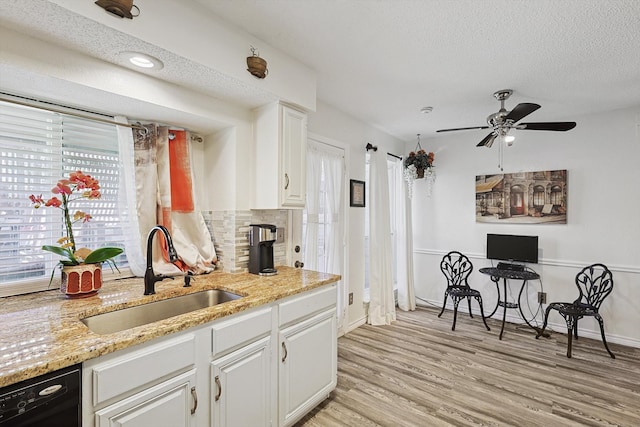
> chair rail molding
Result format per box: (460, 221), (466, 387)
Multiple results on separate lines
(413, 248), (640, 275)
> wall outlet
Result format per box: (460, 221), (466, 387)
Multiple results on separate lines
(348, 292), (354, 305)
(538, 292), (547, 304)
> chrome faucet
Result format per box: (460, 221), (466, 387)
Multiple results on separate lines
(144, 225), (179, 295)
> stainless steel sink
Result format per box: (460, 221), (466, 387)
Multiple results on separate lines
(81, 289), (242, 334)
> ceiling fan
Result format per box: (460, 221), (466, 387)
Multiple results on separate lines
(436, 89), (576, 148)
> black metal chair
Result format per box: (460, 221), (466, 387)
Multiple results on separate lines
(437, 251), (491, 331)
(536, 263), (615, 358)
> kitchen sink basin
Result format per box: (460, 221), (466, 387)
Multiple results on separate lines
(81, 289), (242, 334)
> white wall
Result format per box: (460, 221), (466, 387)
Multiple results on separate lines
(412, 107), (640, 347)
(308, 100), (405, 330)
(48, 0), (317, 111)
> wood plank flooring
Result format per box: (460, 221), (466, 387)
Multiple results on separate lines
(296, 306), (640, 427)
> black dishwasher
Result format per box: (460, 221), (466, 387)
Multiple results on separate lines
(0, 363), (81, 427)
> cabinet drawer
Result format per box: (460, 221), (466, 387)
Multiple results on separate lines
(89, 334), (196, 406)
(279, 284), (337, 327)
(211, 306), (272, 358)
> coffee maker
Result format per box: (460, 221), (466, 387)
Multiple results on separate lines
(248, 224), (278, 276)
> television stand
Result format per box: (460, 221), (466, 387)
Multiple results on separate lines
(496, 262), (524, 272)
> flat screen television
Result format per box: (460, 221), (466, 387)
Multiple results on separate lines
(486, 233), (539, 264)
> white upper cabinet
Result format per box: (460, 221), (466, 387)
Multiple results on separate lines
(254, 102), (307, 209)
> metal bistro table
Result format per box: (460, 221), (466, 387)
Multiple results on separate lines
(479, 267), (540, 340)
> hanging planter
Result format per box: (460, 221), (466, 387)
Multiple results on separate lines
(404, 134), (435, 198)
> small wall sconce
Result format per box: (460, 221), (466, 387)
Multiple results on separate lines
(247, 46), (268, 79)
(95, 0), (139, 19)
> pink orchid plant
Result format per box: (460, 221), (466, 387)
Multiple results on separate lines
(29, 170), (123, 272)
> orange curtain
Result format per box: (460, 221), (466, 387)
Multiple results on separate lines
(133, 124), (216, 277)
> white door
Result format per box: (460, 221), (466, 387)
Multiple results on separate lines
(95, 370), (196, 427)
(292, 134), (348, 335)
(279, 309), (337, 427)
(211, 337), (272, 427)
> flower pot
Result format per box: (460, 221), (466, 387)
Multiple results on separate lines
(247, 56), (268, 79)
(61, 263), (102, 298)
(417, 168), (425, 179)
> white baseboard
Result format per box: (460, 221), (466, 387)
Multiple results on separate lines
(346, 315), (367, 333)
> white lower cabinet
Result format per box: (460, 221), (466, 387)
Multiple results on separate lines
(210, 306), (274, 427)
(279, 309), (336, 427)
(83, 333), (199, 427)
(82, 284), (337, 427)
(279, 308), (337, 427)
(211, 336), (272, 427)
(94, 370), (197, 427)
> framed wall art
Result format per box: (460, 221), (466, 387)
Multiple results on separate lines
(350, 179), (366, 207)
(475, 169), (567, 224)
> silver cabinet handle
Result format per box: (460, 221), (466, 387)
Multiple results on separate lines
(284, 173), (290, 189)
(214, 375), (222, 401)
(190, 386), (198, 414)
(282, 342), (288, 362)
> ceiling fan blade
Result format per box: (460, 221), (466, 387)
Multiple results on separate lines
(505, 103), (541, 123)
(476, 133), (496, 147)
(436, 126), (490, 133)
(519, 122), (577, 131)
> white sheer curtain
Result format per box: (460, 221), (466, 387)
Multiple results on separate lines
(304, 140), (344, 274)
(304, 139), (346, 330)
(303, 144), (323, 270)
(115, 116), (145, 276)
(394, 158), (416, 311)
(323, 150), (344, 274)
(367, 151), (396, 325)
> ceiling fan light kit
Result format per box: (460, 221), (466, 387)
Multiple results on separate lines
(436, 89), (576, 148)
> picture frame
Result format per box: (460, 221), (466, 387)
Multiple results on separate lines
(350, 179), (366, 207)
(475, 169), (567, 224)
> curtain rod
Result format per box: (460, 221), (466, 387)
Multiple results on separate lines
(0, 93), (146, 132)
(365, 142), (402, 160)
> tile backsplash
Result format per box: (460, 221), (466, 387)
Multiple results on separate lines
(203, 210), (288, 273)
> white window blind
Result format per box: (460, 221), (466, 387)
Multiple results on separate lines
(0, 100), (128, 296)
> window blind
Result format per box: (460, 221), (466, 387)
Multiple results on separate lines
(0, 100), (129, 296)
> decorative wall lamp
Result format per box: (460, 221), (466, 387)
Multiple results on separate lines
(247, 46), (268, 79)
(94, 0), (140, 19)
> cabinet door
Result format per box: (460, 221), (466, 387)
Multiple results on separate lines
(280, 105), (307, 207)
(95, 370), (197, 427)
(211, 336), (273, 427)
(279, 308), (337, 427)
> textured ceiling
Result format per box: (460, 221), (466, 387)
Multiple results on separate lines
(197, 0), (640, 141)
(1, 0), (639, 141)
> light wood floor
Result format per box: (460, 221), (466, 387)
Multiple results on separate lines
(296, 306), (640, 427)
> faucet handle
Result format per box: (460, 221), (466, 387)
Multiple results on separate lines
(184, 272), (193, 287)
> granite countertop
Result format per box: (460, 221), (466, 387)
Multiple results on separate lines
(0, 266), (340, 388)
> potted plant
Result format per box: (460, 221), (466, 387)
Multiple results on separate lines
(404, 149), (435, 178)
(403, 134), (435, 198)
(29, 170), (123, 297)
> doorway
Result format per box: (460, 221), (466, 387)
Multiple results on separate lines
(291, 134), (348, 334)
(510, 185), (525, 216)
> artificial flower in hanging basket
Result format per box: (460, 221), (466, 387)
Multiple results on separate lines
(29, 170), (123, 297)
(403, 134), (436, 198)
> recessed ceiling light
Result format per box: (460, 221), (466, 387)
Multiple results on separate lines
(119, 51), (164, 70)
(420, 106), (434, 114)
